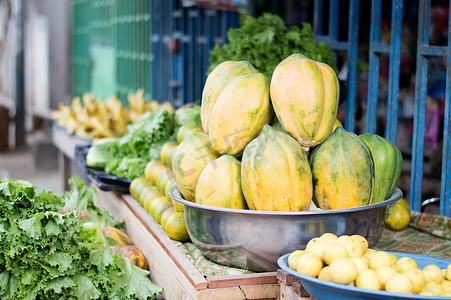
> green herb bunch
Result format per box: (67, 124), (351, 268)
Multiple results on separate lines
(208, 13), (337, 78)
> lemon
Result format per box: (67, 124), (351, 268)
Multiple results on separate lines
(419, 290), (434, 296)
(396, 256), (418, 273)
(319, 232), (338, 243)
(351, 257), (368, 274)
(160, 207), (176, 229)
(164, 178), (177, 197)
(318, 266), (332, 281)
(423, 264), (444, 284)
(154, 202), (174, 224)
(389, 253), (399, 265)
(329, 257), (357, 285)
(288, 250), (305, 270)
(405, 268), (426, 293)
(142, 190), (164, 211)
(398, 197), (410, 211)
(160, 142), (178, 166)
(385, 202), (410, 231)
(363, 248), (377, 260)
(440, 291), (451, 296)
(334, 235), (364, 257)
(129, 177), (148, 198)
(351, 235), (369, 253)
(149, 161), (166, 184)
(355, 269), (381, 290)
(295, 252), (323, 277)
(135, 182), (156, 204)
(369, 251), (394, 270)
(323, 243), (349, 265)
(441, 280), (451, 292)
(375, 266), (398, 289)
(156, 168), (174, 192)
(305, 238), (330, 263)
(446, 264), (451, 281)
(172, 198), (185, 212)
(145, 161), (159, 182)
(149, 196), (171, 218)
(165, 212), (189, 242)
(422, 281), (444, 295)
(385, 274), (412, 294)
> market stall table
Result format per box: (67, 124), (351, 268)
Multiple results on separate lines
(94, 187), (450, 300)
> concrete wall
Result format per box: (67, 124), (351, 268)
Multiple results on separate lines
(32, 0), (71, 108)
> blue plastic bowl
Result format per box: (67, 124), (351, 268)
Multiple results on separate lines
(278, 252), (451, 300)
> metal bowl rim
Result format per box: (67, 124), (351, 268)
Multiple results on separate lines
(169, 186), (403, 216)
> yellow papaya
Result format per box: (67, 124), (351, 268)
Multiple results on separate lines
(195, 155), (247, 209)
(201, 61), (257, 133)
(208, 72), (273, 156)
(172, 132), (219, 201)
(309, 127), (375, 209)
(241, 125), (312, 211)
(270, 54), (339, 148)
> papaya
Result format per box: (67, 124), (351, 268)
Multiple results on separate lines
(102, 226), (133, 249)
(196, 155), (247, 209)
(270, 54), (339, 148)
(201, 60), (257, 133)
(309, 127), (375, 209)
(271, 118), (287, 133)
(241, 125), (312, 211)
(359, 133), (403, 203)
(208, 72), (273, 156)
(172, 132), (219, 201)
(118, 245), (149, 270)
(333, 119), (343, 132)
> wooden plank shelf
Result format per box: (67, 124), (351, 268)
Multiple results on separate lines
(95, 188), (279, 300)
(277, 270), (315, 300)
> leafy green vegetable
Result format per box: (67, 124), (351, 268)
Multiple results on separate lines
(86, 138), (120, 169)
(208, 13), (337, 78)
(0, 177), (163, 299)
(175, 105), (202, 129)
(104, 109), (176, 180)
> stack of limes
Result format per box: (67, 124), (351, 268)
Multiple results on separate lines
(128, 140), (189, 243)
(288, 233), (451, 296)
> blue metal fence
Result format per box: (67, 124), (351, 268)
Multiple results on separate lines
(147, 0), (450, 216)
(410, 0), (450, 216)
(311, 0), (450, 216)
(150, 0), (239, 107)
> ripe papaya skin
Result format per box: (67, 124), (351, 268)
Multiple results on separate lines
(201, 61), (257, 133)
(359, 133), (403, 203)
(270, 54), (339, 148)
(241, 125), (312, 211)
(309, 127), (375, 210)
(172, 132), (219, 202)
(208, 72), (273, 156)
(195, 155), (247, 209)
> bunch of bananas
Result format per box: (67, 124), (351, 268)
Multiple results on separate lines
(52, 89), (175, 140)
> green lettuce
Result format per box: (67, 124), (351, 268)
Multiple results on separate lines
(104, 109), (176, 180)
(0, 177), (163, 299)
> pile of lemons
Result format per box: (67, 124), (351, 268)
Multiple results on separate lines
(288, 233), (451, 296)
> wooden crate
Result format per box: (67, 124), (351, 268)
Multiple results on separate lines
(277, 270), (315, 300)
(95, 189), (279, 300)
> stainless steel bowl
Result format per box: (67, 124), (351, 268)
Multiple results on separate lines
(169, 187), (403, 272)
